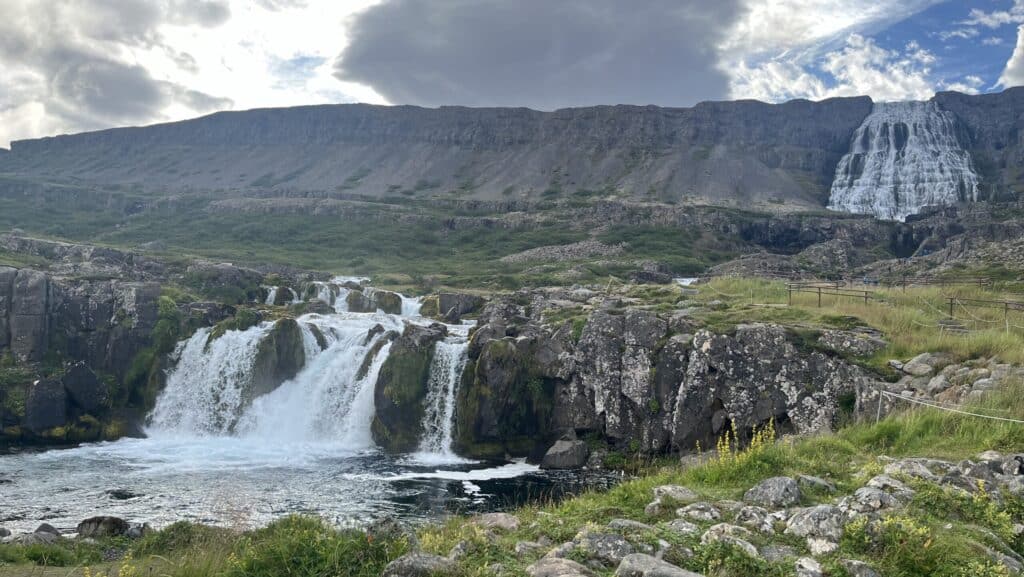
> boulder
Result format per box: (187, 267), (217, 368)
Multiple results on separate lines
(346, 290), (376, 313)
(614, 554), (703, 577)
(795, 557), (823, 577)
(653, 485), (699, 503)
(62, 362), (108, 414)
(902, 353), (937, 377)
(677, 502), (720, 522)
(842, 559), (881, 577)
(374, 290), (404, 315)
(381, 552), (457, 577)
(784, 505), (843, 541)
(663, 520), (700, 537)
(0, 527), (9, 538)
(474, 512), (520, 531)
(35, 523), (60, 535)
(527, 557), (596, 577)
(77, 516), (129, 538)
(744, 477), (801, 507)
(24, 379), (67, 433)
(437, 293), (485, 318)
(541, 439), (590, 469)
(574, 530), (635, 567)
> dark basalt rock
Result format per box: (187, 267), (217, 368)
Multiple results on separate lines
(77, 516), (129, 538)
(248, 318), (307, 403)
(24, 379), (67, 433)
(371, 323), (448, 452)
(62, 362), (107, 414)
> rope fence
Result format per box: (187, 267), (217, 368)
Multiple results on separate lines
(877, 390), (1024, 424)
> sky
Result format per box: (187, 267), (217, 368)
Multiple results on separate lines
(0, 0), (1022, 148)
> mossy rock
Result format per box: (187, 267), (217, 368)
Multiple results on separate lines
(454, 338), (557, 459)
(420, 295), (440, 318)
(206, 308), (262, 347)
(374, 291), (403, 315)
(347, 290), (375, 313)
(248, 318), (307, 404)
(370, 324), (447, 452)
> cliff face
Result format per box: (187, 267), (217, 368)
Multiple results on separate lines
(933, 87), (1024, 200)
(0, 98), (873, 208)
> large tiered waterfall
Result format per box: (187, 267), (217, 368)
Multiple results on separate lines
(828, 100), (979, 221)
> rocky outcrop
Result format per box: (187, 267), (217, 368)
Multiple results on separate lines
(672, 324), (871, 450)
(453, 292), (884, 461)
(371, 322), (448, 452)
(248, 318), (307, 402)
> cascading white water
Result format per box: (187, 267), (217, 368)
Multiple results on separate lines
(264, 287), (278, 305)
(148, 278), (442, 451)
(416, 338), (470, 458)
(828, 100), (979, 221)
(237, 313), (402, 446)
(148, 323), (273, 435)
(401, 295), (423, 317)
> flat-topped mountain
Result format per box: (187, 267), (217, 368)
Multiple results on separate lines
(3, 88), (1024, 220)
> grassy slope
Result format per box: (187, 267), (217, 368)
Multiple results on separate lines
(5, 383), (1024, 576)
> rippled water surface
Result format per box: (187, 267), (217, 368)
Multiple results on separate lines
(0, 438), (618, 534)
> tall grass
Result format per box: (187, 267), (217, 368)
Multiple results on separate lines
(693, 278), (1024, 365)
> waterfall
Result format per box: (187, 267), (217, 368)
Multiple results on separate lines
(401, 295), (423, 317)
(416, 336), (470, 458)
(264, 287), (278, 305)
(148, 323), (273, 435)
(827, 100), (979, 221)
(237, 314), (400, 446)
(149, 280), (465, 454)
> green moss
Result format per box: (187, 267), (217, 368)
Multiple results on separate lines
(207, 308), (261, 346)
(420, 295), (440, 318)
(371, 341), (436, 452)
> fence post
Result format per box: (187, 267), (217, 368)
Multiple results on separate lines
(817, 286), (822, 307)
(788, 287), (792, 306)
(949, 297), (954, 318)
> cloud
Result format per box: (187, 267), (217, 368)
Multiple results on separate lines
(335, 0), (743, 110)
(731, 34), (939, 102)
(0, 0), (235, 145)
(1000, 25), (1024, 88)
(964, 1), (1024, 28)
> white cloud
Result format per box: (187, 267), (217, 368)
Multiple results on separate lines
(0, 0), (385, 147)
(964, 1), (1024, 28)
(731, 34), (938, 103)
(944, 75), (985, 94)
(999, 25), (1024, 88)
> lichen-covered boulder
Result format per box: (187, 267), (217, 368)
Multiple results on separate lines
(382, 552), (457, 577)
(615, 553), (703, 577)
(744, 477), (801, 508)
(373, 290), (403, 315)
(371, 323), (447, 452)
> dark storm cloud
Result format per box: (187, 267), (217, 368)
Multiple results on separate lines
(0, 0), (232, 139)
(335, 0), (744, 109)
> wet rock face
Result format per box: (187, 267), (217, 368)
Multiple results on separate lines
(372, 323), (448, 452)
(248, 318), (307, 402)
(672, 324), (871, 450)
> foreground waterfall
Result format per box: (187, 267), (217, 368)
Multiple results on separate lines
(828, 100), (979, 221)
(417, 337), (470, 457)
(148, 323), (274, 434)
